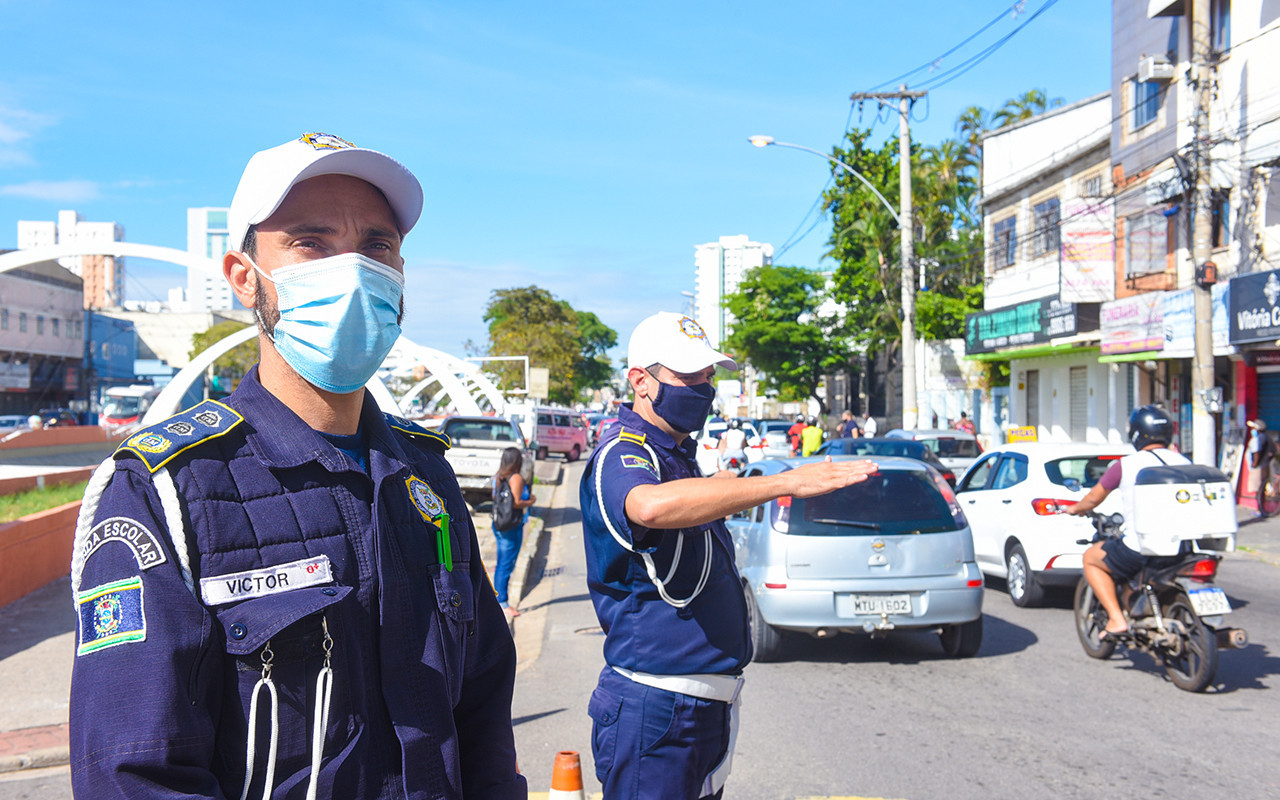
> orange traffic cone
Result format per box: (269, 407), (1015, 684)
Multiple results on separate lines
(549, 750), (585, 799)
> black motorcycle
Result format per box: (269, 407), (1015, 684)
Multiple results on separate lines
(1074, 512), (1248, 693)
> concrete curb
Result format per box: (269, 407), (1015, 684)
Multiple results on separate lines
(0, 746), (70, 774)
(510, 461), (564, 611)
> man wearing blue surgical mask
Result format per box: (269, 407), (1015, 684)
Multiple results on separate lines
(69, 134), (525, 800)
(580, 312), (878, 800)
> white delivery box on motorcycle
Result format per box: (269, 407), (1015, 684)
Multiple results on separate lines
(1131, 464), (1236, 556)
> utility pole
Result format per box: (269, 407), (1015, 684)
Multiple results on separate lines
(849, 86), (927, 429)
(1190, 0), (1216, 465)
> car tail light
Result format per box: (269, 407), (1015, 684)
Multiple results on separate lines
(1031, 498), (1077, 515)
(764, 582), (787, 589)
(967, 579), (983, 587)
(1178, 558), (1219, 581)
(930, 473), (968, 528)
(942, 469), (956, 485)
(771, 496), (791, 533)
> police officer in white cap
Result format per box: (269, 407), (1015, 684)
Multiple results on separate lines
(580, 312), (876, 800)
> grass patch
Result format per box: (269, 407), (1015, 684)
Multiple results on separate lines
(0, 480), (89, 523)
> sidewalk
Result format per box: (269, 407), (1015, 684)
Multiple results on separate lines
(0, 458), (566, 775)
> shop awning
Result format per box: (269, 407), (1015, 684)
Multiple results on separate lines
(1098, 350), (1162, 364)
(965, 343), (1100, 362)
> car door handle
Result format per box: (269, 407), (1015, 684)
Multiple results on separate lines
(966, 499), (976, 505)
(1001, 499), (1012, 504)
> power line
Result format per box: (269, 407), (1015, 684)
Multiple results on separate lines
(913, 0), (1061, 92)
(869, 1), (1028, 92)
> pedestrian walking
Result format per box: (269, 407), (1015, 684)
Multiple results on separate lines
(580, 311), (877, 800)
(839, 410), (860, 438)
(1248, 418), (1275, 517)
(863, 412), (878, 437)
(492, 446), (536, 616)
(68, 133), (524, 799)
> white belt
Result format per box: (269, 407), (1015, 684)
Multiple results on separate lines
(611, 666), (744, 798)
(611, 666), (744, 703)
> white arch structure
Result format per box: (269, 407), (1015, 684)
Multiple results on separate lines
(0, 244), (508, 426)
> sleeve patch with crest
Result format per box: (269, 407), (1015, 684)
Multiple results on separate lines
(77, 577), (146, 656)
(619, 453), (658, 476)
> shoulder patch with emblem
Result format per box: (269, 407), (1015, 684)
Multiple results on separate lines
(385, 413), (451, 452)
(81, 517), (167, 572)
(619, 453), (658, 476)
(115, 399), (243, 473)
(77, 577), (146, 656)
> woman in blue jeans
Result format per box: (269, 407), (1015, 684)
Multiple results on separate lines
(492, 447), (537, 617)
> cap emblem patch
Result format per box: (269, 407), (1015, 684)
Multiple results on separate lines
(679, 317), (707, 340)
(300, 132), (356, 151)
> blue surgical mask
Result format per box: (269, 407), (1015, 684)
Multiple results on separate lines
(651, 379), (715, 434)
(250, 253), (403, 394)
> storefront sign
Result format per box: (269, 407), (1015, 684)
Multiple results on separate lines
(964, 297), (1090, 355)
(1059, 200), (1115, 303)
(0, 361), (31, 391)
(1229, 268), (1280, 344)
(1101, 293), (1163, 354)
(1007, 425), (1038, 443)
(1160, 284), (1230, 357)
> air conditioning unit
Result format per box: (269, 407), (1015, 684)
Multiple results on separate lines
(1138, 55), (1175, 83)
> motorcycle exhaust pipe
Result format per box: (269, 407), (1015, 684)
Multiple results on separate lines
(1215, 628), (1249, 649)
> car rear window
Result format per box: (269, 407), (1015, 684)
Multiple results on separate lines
(784, 471), (962, 536)
(442, 420), (517, 441)
(1044, 456), (1122, 488)
(921, 437), (980, 458)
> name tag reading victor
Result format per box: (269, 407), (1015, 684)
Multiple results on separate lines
(200, 555), (334, 606)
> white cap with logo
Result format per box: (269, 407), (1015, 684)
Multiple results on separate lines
(627, 312), (738, 373)
(227, 132), (424, 252)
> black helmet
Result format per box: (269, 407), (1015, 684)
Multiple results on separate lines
(807, 415), (818, 425)
(1128, 405), (1173, 450)
(728, 418), (742, 430)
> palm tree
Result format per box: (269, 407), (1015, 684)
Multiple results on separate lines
(955, 105), (989, 156)
(991, 89), (1065, 128)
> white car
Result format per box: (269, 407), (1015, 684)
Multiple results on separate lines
(885, 428), (984, 474)
(695, 419), (762, 475)
(955, 442), (1132, 607)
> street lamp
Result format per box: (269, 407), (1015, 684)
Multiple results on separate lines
(750, 134), (917, 429)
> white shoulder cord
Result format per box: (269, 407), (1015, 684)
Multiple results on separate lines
(71, 458), (121, 597)
(306, 617), (335, 800)
(153, 467), (195, 596)
(594, 438), (712, 608)
(240, 644), (279, 800)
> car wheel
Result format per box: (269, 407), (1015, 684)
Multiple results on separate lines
(939, 617), (983, 658)
(536, 446), (549, 461)
(744, 582), (784, 662)
(1006, 543), (1045, 608)
(567, 444), (581, 462)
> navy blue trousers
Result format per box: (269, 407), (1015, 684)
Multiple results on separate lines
(588, 667), (731, 800)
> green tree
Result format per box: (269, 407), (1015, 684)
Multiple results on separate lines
(482, 286), (617, 405)
(190, 321), (257, 391)
(722, 265), (849, 414)
(991, 88), (1064, 128)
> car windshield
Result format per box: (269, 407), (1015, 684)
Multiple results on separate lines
(820, 440), (923, 459)
(919, 437), (980, 458)
(441, 419), (520, 442)
(786, 470), (961, 536)
(757, 420), (791, 434)
(102, 397), (144, 417)
(1045, 455), (1122, 488)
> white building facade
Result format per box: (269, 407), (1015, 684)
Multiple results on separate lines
(693, 234), (773, 347)
(17, 210), (125, 309)
(186, 207), (233, 312)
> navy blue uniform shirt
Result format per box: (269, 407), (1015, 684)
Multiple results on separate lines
(580, 405), (751, 675)
(68, 367), (524, 800)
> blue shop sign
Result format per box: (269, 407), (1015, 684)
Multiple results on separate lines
(1228, 269), (1280, 345)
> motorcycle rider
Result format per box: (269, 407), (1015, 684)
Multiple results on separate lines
(718, 417), (748, 471)
(1067, 405), (1190, 638)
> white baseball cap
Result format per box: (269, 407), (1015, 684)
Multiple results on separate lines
(627, 312), (738, 373)
(227, 132), (424, 252)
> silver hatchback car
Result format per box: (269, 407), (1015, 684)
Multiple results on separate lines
(727, 455), (985, 661)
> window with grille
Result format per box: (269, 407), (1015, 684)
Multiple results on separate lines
(1082, 174), (1103, 197)
(1032, 198), (1061, 257)
(1134, 80), (1160, 129)
(993, 216), (1017, 268)
(1126, 209), (1169, 277)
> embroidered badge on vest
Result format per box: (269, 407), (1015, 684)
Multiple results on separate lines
(385, 413), (451, 451)
(406, 476), (453, 571)
(77, 577), (146, 656)
(115, 399), (243, 473)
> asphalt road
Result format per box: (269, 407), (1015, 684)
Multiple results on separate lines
(7, 460), (1279, 800)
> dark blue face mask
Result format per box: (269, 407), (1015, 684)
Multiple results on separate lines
(650, 379), (715, 434)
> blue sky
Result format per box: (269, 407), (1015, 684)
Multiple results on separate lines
(0, 0), (1111, 359)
